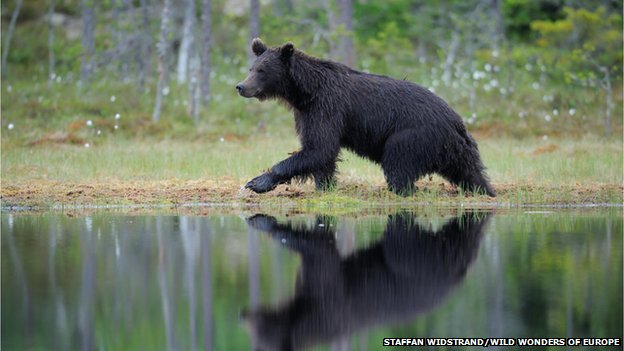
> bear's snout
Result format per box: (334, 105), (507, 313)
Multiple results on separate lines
(236, 83), (254, 98)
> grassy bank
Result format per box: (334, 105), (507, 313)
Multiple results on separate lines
(1, 135), (622, 209)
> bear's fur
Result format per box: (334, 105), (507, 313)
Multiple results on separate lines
(236, 38), (495, 196)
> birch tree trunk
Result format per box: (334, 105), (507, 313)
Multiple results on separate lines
(139, 0), (151, 92)
(80, 0), (96, 86)
(189, 57), (200, 125)
(177, 0), (195, 84)
(337, 0), (354, 67)
(248, 0), (260, 65)
(112, 0), (131, 77)
(490, 0), (504, 50)
(442, 31), (459, 86)
(153, 0), (172, 122)
(48, 0), (56, 87)
(2, 0), (23, 79)
(322, 0), (339, 60)
(199, 0), (212, 105)
(601, 67), (612, 137)
(182, 0), (200, 123)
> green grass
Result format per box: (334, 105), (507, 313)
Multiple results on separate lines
(2, 135), (621, 185)
(2, 135), (622, 208)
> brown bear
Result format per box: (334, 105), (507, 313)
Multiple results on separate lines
(236, 39), (495, 196)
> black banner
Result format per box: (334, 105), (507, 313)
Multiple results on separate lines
(382, 338), (622, 347)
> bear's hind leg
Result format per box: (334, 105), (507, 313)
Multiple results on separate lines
(313, 161), (337, 191)
(441, 158), (496, 197)
(382, 130), (433, 196)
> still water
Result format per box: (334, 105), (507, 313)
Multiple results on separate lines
(2, 209), (622, 350)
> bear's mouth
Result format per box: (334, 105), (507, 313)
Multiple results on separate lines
(238, 88), (262, 99)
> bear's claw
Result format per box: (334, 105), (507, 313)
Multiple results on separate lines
(245, 172), (278, 193)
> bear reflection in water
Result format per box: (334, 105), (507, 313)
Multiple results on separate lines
(243, 211), (492, 351)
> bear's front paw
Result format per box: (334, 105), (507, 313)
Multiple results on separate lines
(245, 172), (278, 193)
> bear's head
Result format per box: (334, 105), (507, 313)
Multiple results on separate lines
(236, 38), (295, 101)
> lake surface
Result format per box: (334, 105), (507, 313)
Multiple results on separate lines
(2, 208), (622, 350)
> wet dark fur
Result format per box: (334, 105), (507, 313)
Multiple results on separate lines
(237, 39), (495, 196)
(244, 211), (492, 350)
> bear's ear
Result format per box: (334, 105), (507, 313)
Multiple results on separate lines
(280, 42), (295, 61)
(251, 38), (267, 57)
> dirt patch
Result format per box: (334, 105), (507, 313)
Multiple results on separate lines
(532, 143), (558, 155)
(1, 178), (622, 209)
(1, 179), (311, 208)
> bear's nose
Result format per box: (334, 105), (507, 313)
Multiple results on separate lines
(235, 84), (244, 93)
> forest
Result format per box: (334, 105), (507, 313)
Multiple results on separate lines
(2, 0), (622, 136)
(1, 0), (623, 207)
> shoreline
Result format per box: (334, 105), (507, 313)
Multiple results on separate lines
(2, 179), (622, 212)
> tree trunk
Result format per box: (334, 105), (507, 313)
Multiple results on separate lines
(110, 0), (124, 75)
(490, 0), (504, 50)
(139, 0), (151, 92)
(442, 31), (459, 86)
(248, 0), (260, 65)
(189, 56), (200, 125)
(182, 0), (200, 123)
(80, 0), (96, 86)
(602, 67), (612, 137)
(48, 0), (56, 87)
(323, 0), (339, 60)
(153, 0), (172, 122)
(200, 0), (212, 105)
(120, 0), (134, 78)
(177, 0), (195, 84)
(337, 0), (354, 67)
(2, 0), (23, 79)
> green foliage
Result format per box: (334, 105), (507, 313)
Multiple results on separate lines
(1, 0), (622, 139)
(354, 0), (414, 40)
(531, 6), (623, 79)
(502, 0), (565, 40)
